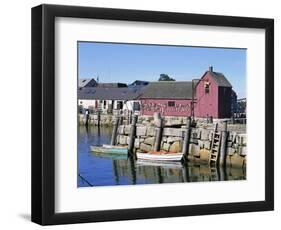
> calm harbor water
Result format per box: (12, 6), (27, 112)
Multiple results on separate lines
(78, 126), (246, 187)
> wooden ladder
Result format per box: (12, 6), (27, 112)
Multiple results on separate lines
(209, 124), (221, 165)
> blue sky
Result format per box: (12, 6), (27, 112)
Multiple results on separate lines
(78, 42), (246, 98)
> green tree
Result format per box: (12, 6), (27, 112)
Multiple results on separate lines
(158, 74), (175, 81)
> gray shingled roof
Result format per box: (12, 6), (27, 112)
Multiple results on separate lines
(78, 87), (143, 100)
(78, 79), (97, 88)
(210, 71), (232, 87)
(139, 81), (196, 99)
(96, 83), (127, 88)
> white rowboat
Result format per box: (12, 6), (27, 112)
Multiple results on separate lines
(136, 152), (183, 162)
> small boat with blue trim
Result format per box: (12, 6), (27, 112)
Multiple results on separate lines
(90, 144), (128, 155)
(91, 151), (128, 160)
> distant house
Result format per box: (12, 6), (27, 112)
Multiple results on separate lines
(237, 98), (246, 115)
(78, 78), (97, 88)
(139, 66), (235, 118)
(78, 87), (143, 114)
(129, 80), (149, 87)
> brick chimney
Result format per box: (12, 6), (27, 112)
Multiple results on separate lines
(209, 66), (213, 72)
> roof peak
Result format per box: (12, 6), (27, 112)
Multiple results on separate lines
(208, 71), (232, 87)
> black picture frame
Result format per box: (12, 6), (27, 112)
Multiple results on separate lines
(31, 4), (274, 225)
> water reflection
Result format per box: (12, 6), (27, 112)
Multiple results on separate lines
(78, 126), (246, 187)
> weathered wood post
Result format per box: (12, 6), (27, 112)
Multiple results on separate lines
(182, 165), (189, 182)
(110, 116), (120, 146)
(85, 110), (89, 127)
(219, 120), (228, 166)
(126, 111), (130, 125)
(112, 160), (120, 184)
(97, 110), (101, 127)
(128, 156), (137, 184)
(119, 116), (124, 126)
(128, 110), (133, 124)
(218, 165), (226, 181)
(128, 115), (138, 153)
(154, 117), (164, 152)
(182, 116), (191, 159)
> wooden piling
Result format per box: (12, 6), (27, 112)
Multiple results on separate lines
(182, 165), (189, 182)
(182, 116), (191, 158)
(127, 111), (130, 125)
(154, 117), (164, 152)
(127, 111), (132, 125)
(153, 112), (162, 127)
(110, 116), (119, 146)
(129, 111), (133, 124)
(214, 122), (218, 132)
(85, 111), (89, 127)
(129, 156), (137, 184)
(219, 120), (228, 166)
(218, 165), (226, 181)
(231, 116), (235, 124)
(128, 115), (138, 153)
(97, 110), (101, 127)
(119, 116), (124, 126)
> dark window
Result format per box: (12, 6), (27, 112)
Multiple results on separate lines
(168, 101), (175, 107)
(133, 102), (140, 111)
(117, 101), (123, 110)
(205, 82), (210, 94)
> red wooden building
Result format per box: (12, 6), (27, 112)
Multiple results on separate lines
(139, 67), (235, 118)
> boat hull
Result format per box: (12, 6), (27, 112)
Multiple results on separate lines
(91, 152), (128, 160)
(136, 152), (183, 161)
(90, 145), (128, 155)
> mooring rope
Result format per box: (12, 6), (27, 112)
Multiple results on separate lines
(78, 174), (93, 187)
